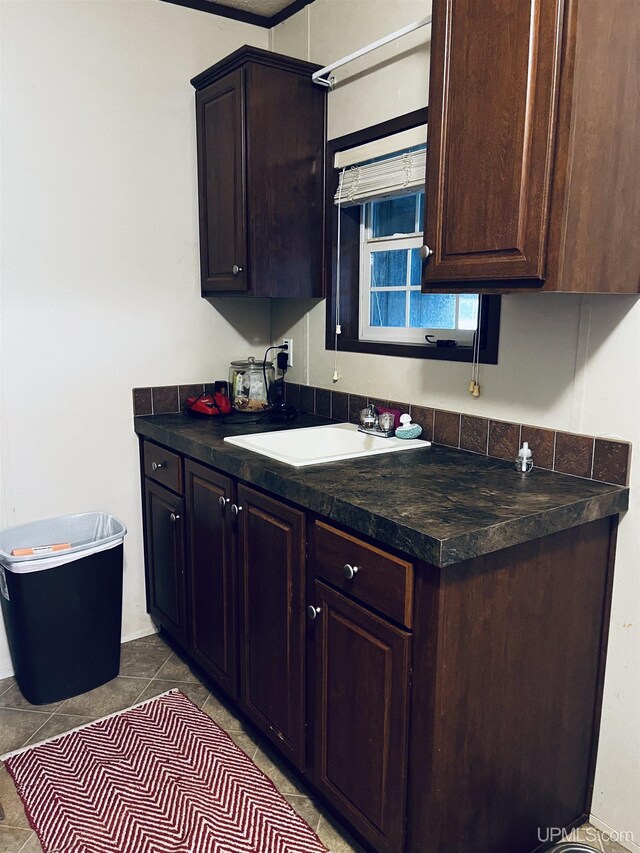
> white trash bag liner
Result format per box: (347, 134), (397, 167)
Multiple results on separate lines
(0, 513), (127, 574)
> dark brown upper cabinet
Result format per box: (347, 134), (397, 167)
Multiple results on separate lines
(191, 47), (326, 297)
(423, 0), (640, 294)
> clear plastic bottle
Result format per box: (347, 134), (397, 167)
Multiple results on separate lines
(515, 442), (533, 473)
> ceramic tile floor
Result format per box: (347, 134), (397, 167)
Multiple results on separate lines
(0, 633), (365, 853)
(0, 634), (629, 853)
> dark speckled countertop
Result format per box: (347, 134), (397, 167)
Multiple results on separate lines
(134, 413), (628, 568)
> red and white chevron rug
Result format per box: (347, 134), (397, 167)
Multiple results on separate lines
(4, 690), (327, 853)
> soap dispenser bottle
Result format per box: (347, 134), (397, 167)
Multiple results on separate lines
(515, 442), (533, 473)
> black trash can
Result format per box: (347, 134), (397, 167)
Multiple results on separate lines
(0, 513), (126, 705)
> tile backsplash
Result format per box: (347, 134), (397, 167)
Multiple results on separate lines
(132, 383), (631, 487)
(133, 383), (220, 417)
(285, 384), (632, 487)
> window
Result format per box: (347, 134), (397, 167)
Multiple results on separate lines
(325, 109), (500, 364)
(360, 193), (480, 346)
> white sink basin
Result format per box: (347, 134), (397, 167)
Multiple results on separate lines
(224, 422), (430, 467)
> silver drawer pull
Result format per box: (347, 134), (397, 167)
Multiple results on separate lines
(218, 496), (230, 511)
(151, 461), (165, 471)
(419, 245), (434, 260)
(169, 512), (180, 523)
(307, 605), (321, 620)
(232, 264), (243, 275)
(230, 504), (243, 518)
(343, 563), (359, 580)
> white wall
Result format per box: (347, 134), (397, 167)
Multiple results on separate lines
(0, 1), (269, 673)
(271, 1), (640, 848)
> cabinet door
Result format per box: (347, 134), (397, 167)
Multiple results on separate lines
(196, 69), (247, 294)
(237, 484), (306, 770)
(423, 0), (563, 284)
(185, 461), (237, 699)
(144, 479), (187, 646)
(311, 581), (411, 853)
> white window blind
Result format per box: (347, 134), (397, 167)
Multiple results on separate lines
(333, 125), (427, 208)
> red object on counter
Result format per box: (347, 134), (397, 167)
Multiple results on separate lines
(184, 392), (232, 417)
(214, 391), (232, 414)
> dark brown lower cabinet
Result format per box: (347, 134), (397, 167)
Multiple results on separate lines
(311, 581), (411, 853)
(406, 517), (614, 853)
(143, 479), (186, 647)
(237, 484), (306, 771)
(140, 440), (618, 853)
(141, 441), (307, 770)
(185, 460), (237, 700)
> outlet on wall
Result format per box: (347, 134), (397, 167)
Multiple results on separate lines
(282, 338), (293, 367)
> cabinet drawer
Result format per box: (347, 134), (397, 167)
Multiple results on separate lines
(312, 520), (413, 628)
(143, 441), (183, 494)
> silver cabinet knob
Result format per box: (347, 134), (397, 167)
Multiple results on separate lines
(232, 264), (243, 275)
(343, 563), (359, 580)
(151, 461), (165, 471)
(307, 605), (321, 620)
(419, 245), (434, 260)
(230, 504), (243, 518)
(169, 512), (180, 523)
(218, 496), (230, 511)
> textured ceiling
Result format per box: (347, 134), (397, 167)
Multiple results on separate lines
(203, 0), (299, 14)
(163, 0), (313, 28)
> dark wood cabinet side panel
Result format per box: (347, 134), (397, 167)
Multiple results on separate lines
(405, 564), (442, 852)
(196, 70), (247, 293)
(407, 518), (614, 853)
(423, 0), (563, 283)
(238, 485), (306, 770)
(185, 461), (237, 699)
(245, 63), (325, 298)
(545, 0), (640, 293)
(583, 516), (618, 812)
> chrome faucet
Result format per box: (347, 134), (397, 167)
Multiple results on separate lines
(357, 405), (395, 438)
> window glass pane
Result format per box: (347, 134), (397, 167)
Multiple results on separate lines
(409, 248), (422, 285)
(370, 196), (417, 237)
(409, 293), (456, 329)
(458, 294), (479, 329)
(418, 193), (425, 230)
(370, 250), (407, 288)
(370, 291), (406, 327)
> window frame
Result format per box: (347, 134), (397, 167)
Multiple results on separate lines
(324, 109), (501, 365)
(361, 232), (428, 343)
(359, 198), (479, 346)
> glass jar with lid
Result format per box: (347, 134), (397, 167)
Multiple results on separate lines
(228, 356), (274, 412)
